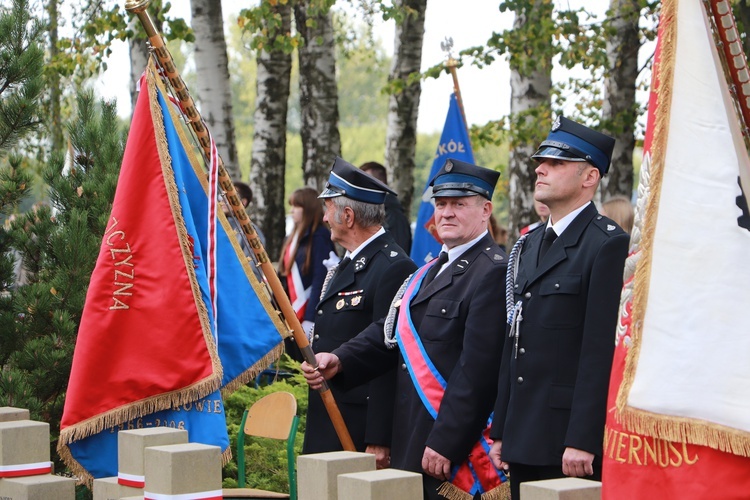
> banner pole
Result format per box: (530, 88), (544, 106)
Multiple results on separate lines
(124, 0), (355, 452)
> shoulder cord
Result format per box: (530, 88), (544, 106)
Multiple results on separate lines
(384, 274), (413, 349)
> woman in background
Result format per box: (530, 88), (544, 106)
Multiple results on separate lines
(278, 187), (335, 336)
(601, 195), (634, 234)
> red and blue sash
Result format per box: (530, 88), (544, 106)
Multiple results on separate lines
(396, 260), (509, 499)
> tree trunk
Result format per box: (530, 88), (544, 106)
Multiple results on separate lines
(507, 2), (552, 239)
(47, 0), (63, 153)
(600, 0), (640, 200)
(250, 3), (292, 260)
(385, 0), (426, 218)
(191, 0), (240, 181)
(128, 15), (151, 114)
(294, 1), (341, 190)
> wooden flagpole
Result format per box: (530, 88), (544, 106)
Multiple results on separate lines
(124, 0), (355, 452)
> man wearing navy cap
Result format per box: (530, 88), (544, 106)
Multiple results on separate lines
(304, 158), (509, 499)
(303, 157), (416, 466)
(489, 116), (630, 499)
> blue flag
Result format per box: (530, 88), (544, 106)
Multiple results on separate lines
(60, 61), (285, 483)
(410, 93), (474, 265)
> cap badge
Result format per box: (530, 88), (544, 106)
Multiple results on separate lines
(551, 115), (561, 131)
(445, 160), (453, 172)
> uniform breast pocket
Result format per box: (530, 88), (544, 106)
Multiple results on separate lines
(536, 275), (583, 328)
(421, 298), (461, 342)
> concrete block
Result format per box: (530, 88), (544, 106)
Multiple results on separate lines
(520, 477), (602, 500)
(0, 474), (75, 499)
(0, 421), (50, 475)
(118, 428), (188, 487)
(337, 468), (422, 500)
(0, 408), (30, 423)
(92, 476), (142, 500)
(118, 496), (144, 500)
(143, 443), (221, 496)
(297, 451), (376, 500)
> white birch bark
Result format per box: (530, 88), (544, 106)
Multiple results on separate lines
(249, 3), (292, 260)
(385, 0), (426, 216)
(294, 1), (341, 191)
(191, 0), (239, 180)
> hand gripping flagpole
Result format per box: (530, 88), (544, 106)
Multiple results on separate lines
(124, 0), (356, 452)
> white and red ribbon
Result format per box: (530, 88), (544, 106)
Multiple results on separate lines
(117, 471), (145, 488)
(144, 490), (222, 500)
(0, 461), (52, 478)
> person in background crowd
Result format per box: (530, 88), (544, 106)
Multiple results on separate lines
(601, 194), (634, 235)
(360, 161), (412, 254)
(277, 187), (335, 336)
(520, 198), (551, 235)
(304, 159), (509, 499)
(302, 158), (416, 465)
(490, 116), (629, 499)
(489, 214), (509, 252)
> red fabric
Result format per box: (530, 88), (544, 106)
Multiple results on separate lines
(61, 77), (216, 429)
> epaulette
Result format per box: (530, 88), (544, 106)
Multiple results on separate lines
(592, 214), (626, 237)
(380, 242), (408, 261)
(480, 243), (507, 265)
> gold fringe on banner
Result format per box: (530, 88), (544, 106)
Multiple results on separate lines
(436, 481), (511, 500)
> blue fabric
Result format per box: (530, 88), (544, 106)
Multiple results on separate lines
(410, 93), (474, 265)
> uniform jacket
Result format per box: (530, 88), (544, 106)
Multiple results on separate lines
(491, 203), (629, 465)
(333, 233), (507, 473)
(303, 232), (416, 454)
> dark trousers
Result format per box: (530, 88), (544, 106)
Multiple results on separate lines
(508, 462), (602, 500)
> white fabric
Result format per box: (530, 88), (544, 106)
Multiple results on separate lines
(437, 229), (488, 277)
(626, 0), (750, 434)
(346, 226), (386, 260)
(548, 201), (590, 236)
(144, 490), (222, 500)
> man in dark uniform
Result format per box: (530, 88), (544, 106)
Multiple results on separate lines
(303, 159), (509, 499)
(303, 157), (416, 469)
(360, 161), (412, 254)
(489, 116), (630, 499)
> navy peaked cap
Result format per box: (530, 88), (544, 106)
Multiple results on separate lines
(429, 158), (500, 200)
(318, 157), (395, 204)
(532, 116), (616, 174)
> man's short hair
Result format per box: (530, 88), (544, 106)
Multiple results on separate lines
(360, 162), (388, 185)
(233, 181), (253, 207)
(331, 195), (385, 228)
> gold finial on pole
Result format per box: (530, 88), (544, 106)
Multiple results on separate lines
(125, 0), (355, 452)
(441, 37), (470, 136)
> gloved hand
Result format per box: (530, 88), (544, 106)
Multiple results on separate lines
(322, 251), (341, 270)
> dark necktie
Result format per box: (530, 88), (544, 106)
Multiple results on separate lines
(423, 251), (448, 286)
(538, 226), (557, 262)
(337, 256), (351, 274)
(538, 227), (558, 264)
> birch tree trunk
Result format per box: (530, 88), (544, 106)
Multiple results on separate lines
(601, 0), (640, 200)
(128, 15), (151, 114)
(191, 0), (240, 181)
(507, 1), (552, 239)
(250, 3), (293, 260)
(385, 0), (426, 217)
(294, 1), (341, 190)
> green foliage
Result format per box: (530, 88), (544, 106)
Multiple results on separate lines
(0, 92), (124, 472)
(222, 355), (309, 492)
(0, 0), (44, 155)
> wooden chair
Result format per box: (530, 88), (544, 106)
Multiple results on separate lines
(223, 391), (299, 500)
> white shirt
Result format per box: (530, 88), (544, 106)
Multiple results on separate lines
(547, 201), (592, 237)
(434, 230), (489, 277)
